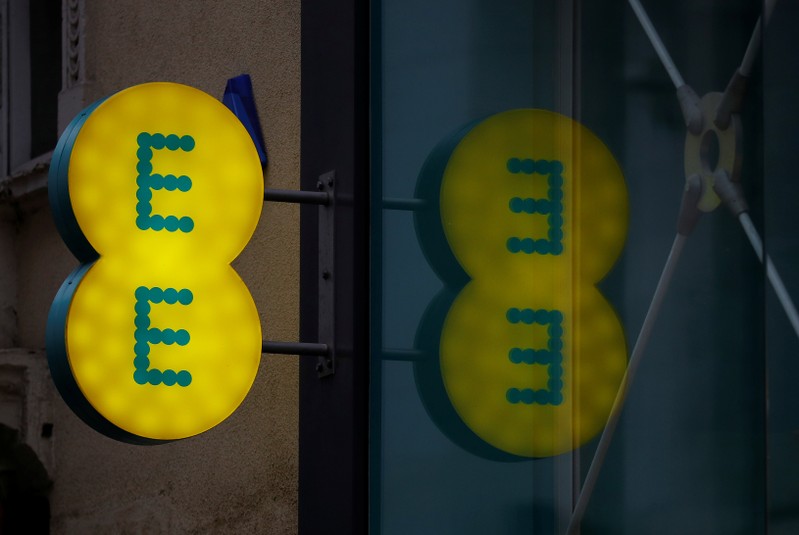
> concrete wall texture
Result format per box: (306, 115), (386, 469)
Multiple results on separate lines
(0, 0), (301, 532)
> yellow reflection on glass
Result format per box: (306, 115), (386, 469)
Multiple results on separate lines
(437, 109), (628, 457)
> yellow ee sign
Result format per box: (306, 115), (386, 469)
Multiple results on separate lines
(414, 109), (629, 458)
(47, 82), (263, 443)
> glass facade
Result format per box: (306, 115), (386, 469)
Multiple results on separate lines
(370, 0), (798, 533)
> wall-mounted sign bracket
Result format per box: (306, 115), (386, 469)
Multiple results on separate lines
(224, 75), (335, 377)
(265, 188), (329, 206)
(260, 172), (336, 378)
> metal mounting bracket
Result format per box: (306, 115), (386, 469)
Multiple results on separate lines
(315, 171), (336, 377)
(259, 172), (336, 378)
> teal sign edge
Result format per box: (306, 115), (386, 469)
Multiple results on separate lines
(46, 96), (166, 445)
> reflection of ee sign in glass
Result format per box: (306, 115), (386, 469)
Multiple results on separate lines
(47, 82), (263, 444)
(415, 109), (629, 458)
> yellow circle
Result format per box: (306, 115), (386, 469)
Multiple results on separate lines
(67, 262), (261, 440)
(68, 82), (263, 264)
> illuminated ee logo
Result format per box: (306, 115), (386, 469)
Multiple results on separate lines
(47, 82), (264, 443)
(414, 109), (629, 458)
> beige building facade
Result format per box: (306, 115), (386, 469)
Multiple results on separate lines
(0, 0), (301, 532)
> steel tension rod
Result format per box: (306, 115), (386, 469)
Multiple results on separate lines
(566, 176), (702, 535)
(568, 1), (785, 531)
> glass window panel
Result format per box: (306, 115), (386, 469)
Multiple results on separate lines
(370, 1), (792, 532)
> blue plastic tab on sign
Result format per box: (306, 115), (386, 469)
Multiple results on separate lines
(223, 74), (268, 167)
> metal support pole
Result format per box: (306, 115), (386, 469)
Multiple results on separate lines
(262, 341), (329, 356)
(264, 188), (330, 205)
